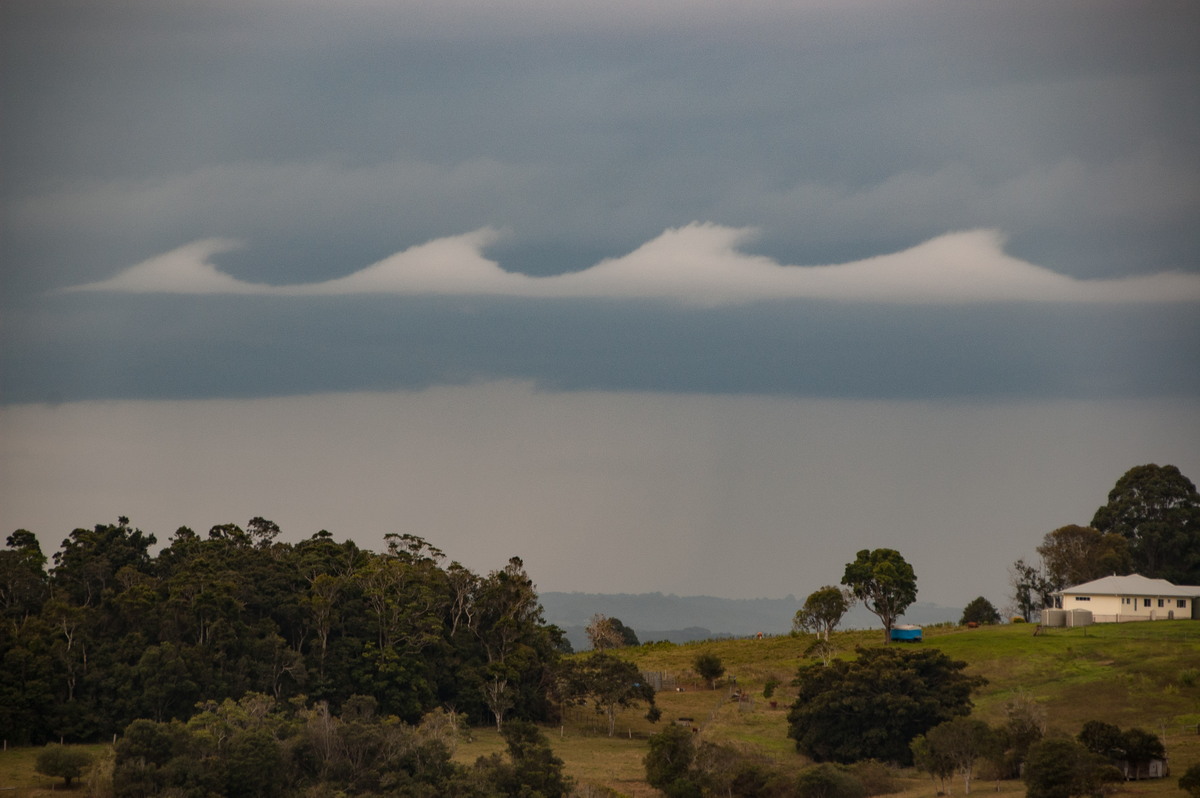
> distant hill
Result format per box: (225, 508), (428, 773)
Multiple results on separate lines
(539, 591), (962, 651)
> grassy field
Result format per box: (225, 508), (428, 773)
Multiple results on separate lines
(3, 620), (1198, 796)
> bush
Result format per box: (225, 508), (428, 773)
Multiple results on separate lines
(960, 597), (1001, 626)
(795, 763), (866, 798)
(1011, 616), (1027, 623)
(848, 760), (899, 795)
(1181, 762), (1200, 797)
(693, 652), (726, 689)
(35, 744), (95, 788)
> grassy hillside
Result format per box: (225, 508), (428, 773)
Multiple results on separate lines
(3, 621), (1197, 796)
(479, 620), (1200, 796)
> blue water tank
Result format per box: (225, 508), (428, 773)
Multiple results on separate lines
(890, 625), (922, 642)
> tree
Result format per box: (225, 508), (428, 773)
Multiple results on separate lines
(560, 652), (657, 737)
(1009, 558), (1053, 622)
(478, 719), (573, 798)
(995, 692), (1045, 778)
(795, 587), (853, 664)
(693, 652), (725, 689)
(841, 549), (917, 642)
(585, 613), (633, 650)
(794, 586), (852, 640)
(1120, 727), (1165, 780)
(787, 646), (985, 764)
(1180, 762), (1200, 797)
(1023, 737), (1122, 798)
(1091, 463), (1200, 583)
(644, 723), (702, 798)
(922, 717), (997, 794)
(1037, 525), (1132, 589)
(910, 733), (956, 794)
(36, 743), (95, 788)
(960, 596), (1001, 626)
(1077, 719), (1124, 761)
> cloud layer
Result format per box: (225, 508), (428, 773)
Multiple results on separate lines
(67, 224), (1200, 305)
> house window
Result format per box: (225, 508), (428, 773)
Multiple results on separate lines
(1179, 600), (1188, 608)
(1158, 599), (1165, 607)
(1122, 597), (1131, 605)
(1074, 596), (1090, 601)
(1143, 599), (1151, 607)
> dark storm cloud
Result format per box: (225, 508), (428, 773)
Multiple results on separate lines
(4, 292), (1197, 405)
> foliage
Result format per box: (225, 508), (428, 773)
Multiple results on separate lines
(0, 521), (565, 745)
(475, 719), (573, 798)
(559, 651), (658, 736)
(992, 692), (1046, 778)
(35, 743), (94, 787)
(794, 763), (867, 798)
(787, 646), (985, 765)
(693, 651), (725, 688)
(109, 693), (496, 797)
(919, 717), (998, 794)
(959, 596), (1001, 626)
(1022, 737), (1123, 798)
(1180, 762), (1200, 798)
(794, 586), (853, 664)
(793, 586), (852, 640)
(841, 549), (917, 642)
(910, 733), (955, 793)
(1036, 525), (1131, 590)
(1091, 463), (1200, 583)
(1076, 720), (1166, 779)
(644, 723), (703, 798)
(585, 613), (638, 650)
(1008, 558), (1054, 623)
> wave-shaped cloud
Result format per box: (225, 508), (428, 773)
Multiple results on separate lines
(65, 223), (1200, 304)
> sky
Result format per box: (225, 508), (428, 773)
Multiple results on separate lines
(2, 0), (1198, 608)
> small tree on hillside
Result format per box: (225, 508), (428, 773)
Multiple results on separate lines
(794, 586), (853, 665)
(960, 596), (1001, 626)
(36, 744), (94, 788)
(693, 652), (725, 689)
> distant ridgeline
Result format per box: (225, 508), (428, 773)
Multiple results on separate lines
(539, 592), (962, 650)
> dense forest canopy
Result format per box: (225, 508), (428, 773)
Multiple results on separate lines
(0, 519), (568, 746)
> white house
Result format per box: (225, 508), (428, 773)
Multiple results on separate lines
(1053, 574), (1200, 623)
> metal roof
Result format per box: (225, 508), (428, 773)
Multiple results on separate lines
(1056, 573), (1200, 597)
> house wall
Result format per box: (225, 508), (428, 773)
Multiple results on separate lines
(1062, 593), (1193, 622)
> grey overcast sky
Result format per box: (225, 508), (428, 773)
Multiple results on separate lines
(2, 0), (1198, 607)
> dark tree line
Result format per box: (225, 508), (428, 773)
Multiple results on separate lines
(0, 519), (568, 745)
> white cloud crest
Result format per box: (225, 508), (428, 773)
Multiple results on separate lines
(66, 224), (1200, 305)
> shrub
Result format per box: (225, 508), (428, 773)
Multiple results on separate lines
(1180, 762), (1200, 797)
(693, 652), (726, 689)
(1011, 616), (1027, 624)
(795, 763), (866, 798)
(36, 744), (95, 788)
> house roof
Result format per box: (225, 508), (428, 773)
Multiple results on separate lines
(1057, 573), (1200, 598)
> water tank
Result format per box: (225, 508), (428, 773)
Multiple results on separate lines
(1067, 609), (1093, 627)
(1042, 609), (1066, 627)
